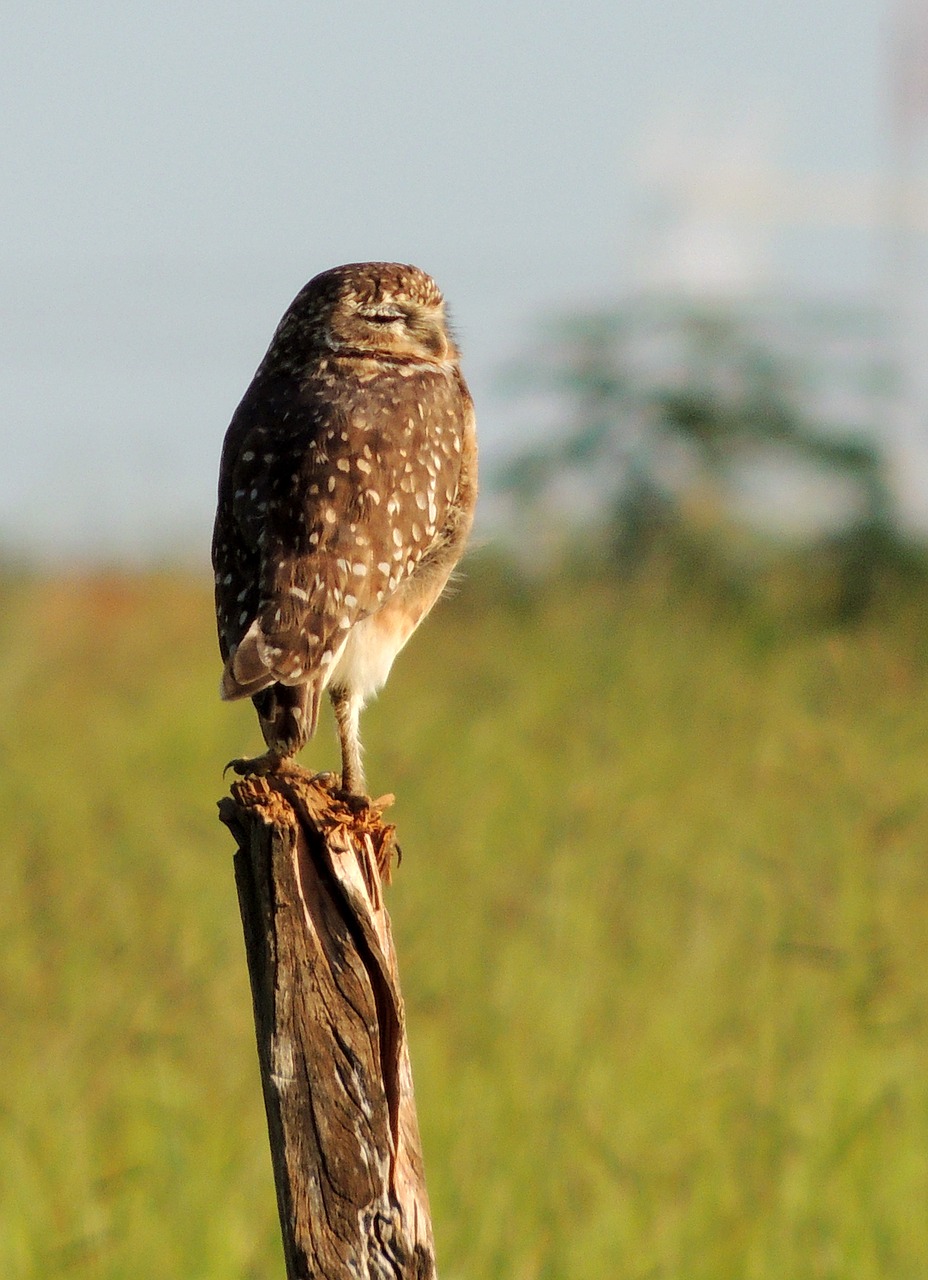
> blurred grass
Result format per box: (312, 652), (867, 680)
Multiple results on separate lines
(2, 556), (928, 1278)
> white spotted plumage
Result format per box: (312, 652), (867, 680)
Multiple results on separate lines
(212, 262), (477, 795)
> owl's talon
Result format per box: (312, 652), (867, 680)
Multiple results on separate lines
(224, 752), (302, 778)
(310, 770), (340, 790)
(224, 755), (270, 777)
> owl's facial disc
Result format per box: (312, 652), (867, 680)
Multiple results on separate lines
(339, 297), (450, 362)
(410, 313), (450, 360)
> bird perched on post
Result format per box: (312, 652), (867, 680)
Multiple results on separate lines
(212, 262), (478, 796)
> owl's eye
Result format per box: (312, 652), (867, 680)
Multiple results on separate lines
(359, 307), (404, 325)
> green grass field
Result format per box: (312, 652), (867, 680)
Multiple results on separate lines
(2, 556), (927, 1278)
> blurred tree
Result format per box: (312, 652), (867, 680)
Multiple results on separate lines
(497, 299), (905, 617)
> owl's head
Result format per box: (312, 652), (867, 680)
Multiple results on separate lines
(272, 262), (457, 367)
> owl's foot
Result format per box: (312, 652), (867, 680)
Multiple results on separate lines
(334, 787), (375, 815)
(224, 751), (309, 778)
(309, 770), (370, 812)
(335, 784), (397, 818)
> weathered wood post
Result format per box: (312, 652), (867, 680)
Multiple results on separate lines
(218, 773), (436, 1279)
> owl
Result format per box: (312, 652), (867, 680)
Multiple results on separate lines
(212, 262), (478, 796)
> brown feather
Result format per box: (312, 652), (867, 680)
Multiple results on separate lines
(211, 262), (478, 783)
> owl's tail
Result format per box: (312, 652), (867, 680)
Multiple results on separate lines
(220, 617), (325, 754)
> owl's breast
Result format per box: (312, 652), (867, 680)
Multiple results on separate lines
(328, 599), (420, 699)
(327, 559), (452, 700)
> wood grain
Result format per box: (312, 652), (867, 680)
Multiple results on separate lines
(219, 774), (435, 1279)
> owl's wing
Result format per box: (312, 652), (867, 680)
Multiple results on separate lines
(216, 366), (467, 734)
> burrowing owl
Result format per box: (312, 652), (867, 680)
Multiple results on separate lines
(212, 262), (477, 795)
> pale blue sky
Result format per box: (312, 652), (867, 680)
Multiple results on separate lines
(0, 1), (890, 559)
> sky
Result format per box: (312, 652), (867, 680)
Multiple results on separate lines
(0, 0), (900, 560)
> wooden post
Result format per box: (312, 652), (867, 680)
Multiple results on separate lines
(218, 774), (436, 1280)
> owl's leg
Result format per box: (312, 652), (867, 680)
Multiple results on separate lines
(224, 684), (312, 777)
(330, 685), (366, 797)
